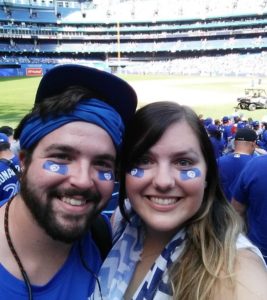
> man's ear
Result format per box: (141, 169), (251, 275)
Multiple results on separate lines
(19, 150), (26, 172)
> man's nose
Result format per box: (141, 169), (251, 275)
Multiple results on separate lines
(69, 162), (94, 189)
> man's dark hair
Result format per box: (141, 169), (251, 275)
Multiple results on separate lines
(0, 126), (14, 137)
(0, 142), (10, 151)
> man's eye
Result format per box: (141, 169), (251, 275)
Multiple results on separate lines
(50, 153), (72, 161)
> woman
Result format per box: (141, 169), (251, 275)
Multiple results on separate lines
(93, 101), (267, 300)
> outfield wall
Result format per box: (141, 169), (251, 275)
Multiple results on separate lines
(0, 61), (111, 77)
(0, 63), (54, 77)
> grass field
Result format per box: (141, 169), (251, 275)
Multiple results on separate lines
(1, 74), (267, 128)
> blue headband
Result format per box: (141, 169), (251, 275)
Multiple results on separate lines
(19, 98), (125, 151)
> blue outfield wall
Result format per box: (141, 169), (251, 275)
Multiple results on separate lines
(0, 61), (111, 77)
(0, 63), (55, 77)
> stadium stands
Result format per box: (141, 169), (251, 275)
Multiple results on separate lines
(1, 0), (267, 76)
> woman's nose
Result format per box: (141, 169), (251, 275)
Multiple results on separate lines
(152, 164), (175, 191)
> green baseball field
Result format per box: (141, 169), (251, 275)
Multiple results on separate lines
(1, 74), (267, 128)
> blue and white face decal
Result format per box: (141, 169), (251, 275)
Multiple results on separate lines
(180, 168), (201, 181)
(98, 170), (114, 181)
(128, 167), (145, 178)
(43, 160), (68, 175)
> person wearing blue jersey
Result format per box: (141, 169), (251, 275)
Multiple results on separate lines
(0, 125), (20, 155)
(257, 121), (267, 150)
(0, 133), (20, 201)
(206, 124), (225, 158)
(221, 115), (233, 147)
(232, 154), (267, 264)
(0, 64), (137, 300)
(217, 128), (257, 202)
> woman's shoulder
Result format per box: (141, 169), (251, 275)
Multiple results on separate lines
(214, 240), (267, 300)
(233, 249), (267, 300)
(236, 234), (266, 265)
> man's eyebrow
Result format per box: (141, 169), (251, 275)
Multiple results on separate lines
(44, 144), (116, 162)
(44, 144), (78, 154)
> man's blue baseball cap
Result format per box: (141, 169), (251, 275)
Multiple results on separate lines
(0, 133), (9, 143)
(35, 64), (138, 125)
(222, 116), (229, 123)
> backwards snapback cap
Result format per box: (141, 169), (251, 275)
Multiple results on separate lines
(35, 64), (138, 125)
(235, 128), (257, 142)
(0, 133), (9, 143)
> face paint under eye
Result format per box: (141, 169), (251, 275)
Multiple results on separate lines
(128, 167), (144, 178)
(180, 168), (201, 181)
(98, 170), (114, 181)
(43, 160), (68, 175)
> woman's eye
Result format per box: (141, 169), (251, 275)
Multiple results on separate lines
(95, 160), (114, 170)
(135, 156), (152, 167)
(177, 159), (192, 167)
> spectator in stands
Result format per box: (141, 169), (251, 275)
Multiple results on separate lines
(0, 125), (20, 155)
(214, 118), (222, 127)
(0, 133), (20, 202)
(221, 115), (233, 146)
(217, 128), (257, 202)
(252, 120), (262, 140)
(203, 117), (213, 128)
(0, 125), (13, 138)
(232, 153), (267, 264)
(0, 64), (137, 300)
(207, 123), (224, 158)
(94, 101), (267, 300)
(257, 120), (267, 151)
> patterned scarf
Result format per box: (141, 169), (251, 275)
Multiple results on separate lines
(91, 213), (186, 300)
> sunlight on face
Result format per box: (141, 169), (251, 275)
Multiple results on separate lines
(21, 122), (116, 243)
(126, 120), (207, 238)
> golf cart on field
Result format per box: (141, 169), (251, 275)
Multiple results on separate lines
(237, 88), (267, 111)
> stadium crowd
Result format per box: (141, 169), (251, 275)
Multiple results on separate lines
(201, 112), (267, 264)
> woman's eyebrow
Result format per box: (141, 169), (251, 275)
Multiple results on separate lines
(94, 153), (116, 164)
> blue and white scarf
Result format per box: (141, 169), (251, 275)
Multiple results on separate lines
(92, 213), (186, 300)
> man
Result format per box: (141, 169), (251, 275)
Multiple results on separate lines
(0, 64), (137, 299)
(257, 120), (267, 151)
(0, 132), (20, 201)
(206, 124), (224, 159)
(217, 127), (257, 202)
(232, 154), (267, 264)
(0, 125), (20, 155)
(221, 115), (233, 144)
(251, 120), (262, 140)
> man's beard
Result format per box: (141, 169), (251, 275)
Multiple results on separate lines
(20, 171), (103, 244)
